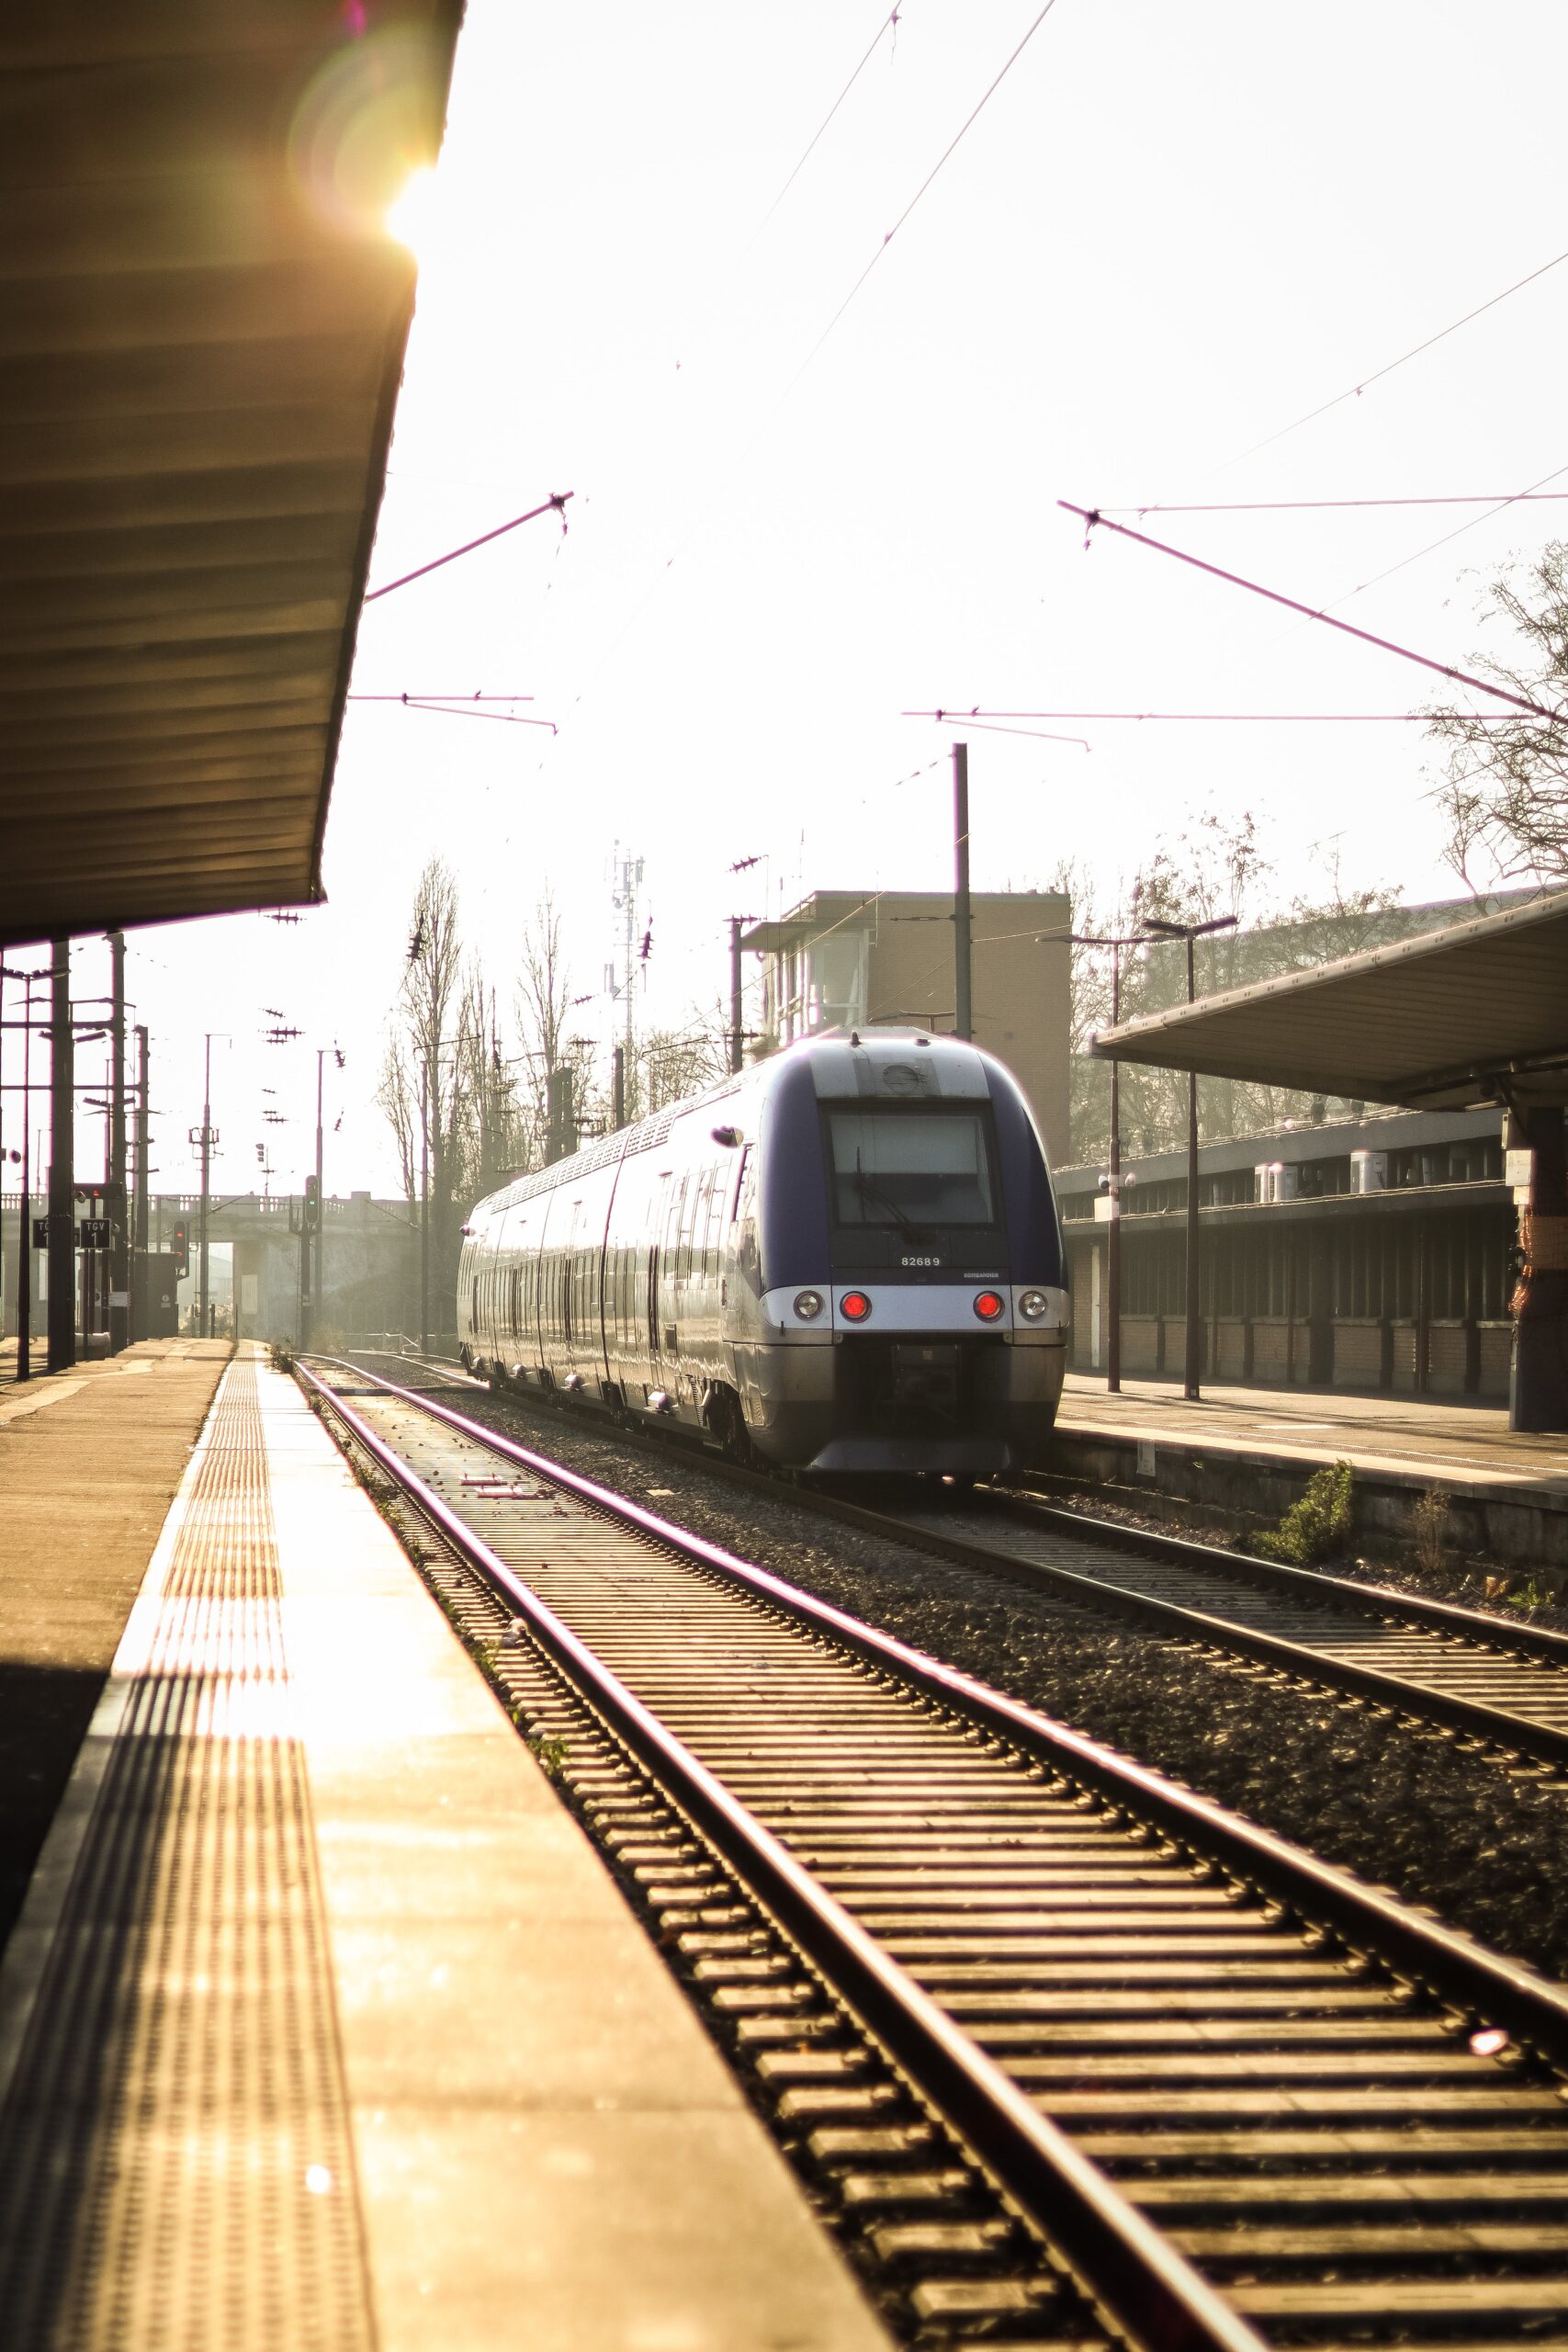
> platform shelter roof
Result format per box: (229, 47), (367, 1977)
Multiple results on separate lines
(1091, 887), (1568, 1113)
(0, 3), (462, 947)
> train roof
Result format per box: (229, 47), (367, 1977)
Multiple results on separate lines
(464, 1028), (1012, 1225)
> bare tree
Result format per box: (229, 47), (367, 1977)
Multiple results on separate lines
(637, 1000), (733, 1113)
(1427, 544), (1568, 886)
(377, 858), (472, 1320)
(1062, 818), (1410, 1164)
(513, 891), (605, 1158)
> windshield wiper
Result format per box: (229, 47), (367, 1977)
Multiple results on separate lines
(852, 1155), (927, 1241)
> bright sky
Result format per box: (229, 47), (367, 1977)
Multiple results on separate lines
(34, 0), (1568, 1204)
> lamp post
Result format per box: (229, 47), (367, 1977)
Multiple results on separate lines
(1139, 913), (1237, 1401)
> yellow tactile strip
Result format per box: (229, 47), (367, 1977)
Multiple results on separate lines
(0, 1361), (374, 2352)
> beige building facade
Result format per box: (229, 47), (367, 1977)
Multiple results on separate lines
(741, 890), (1071, 1167)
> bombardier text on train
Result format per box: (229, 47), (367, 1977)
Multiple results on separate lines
(458, 1030), (1068, 1476)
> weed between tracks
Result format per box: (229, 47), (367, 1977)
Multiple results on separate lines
(1254, 1459), (1354, 1564)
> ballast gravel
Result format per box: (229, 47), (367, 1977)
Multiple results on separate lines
(359, 1366), (1568, 1980)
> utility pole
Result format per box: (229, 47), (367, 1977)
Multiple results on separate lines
(728, 918), (743, 1076)
(1141, 912), (1236, 1402)
(108, 932), (128, 1354)
(952, 741), (972, 1043)
(1107, 944), (1122, 1393)
(5, 960), (41, 1381)
(196, 1034), (215, 1339)
(314, 1046), (325, 1329)
(420, 1057), (430, 1353)
(48, 939), (74, 1373)
(133, 1025), (149, 1340)
(612, 1045), (626, 1131)
(134, 1027), (150, 1253)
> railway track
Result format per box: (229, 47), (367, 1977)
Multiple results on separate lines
(377, 1347), (1568, 1781)
(305, 1353), (1568, 2352)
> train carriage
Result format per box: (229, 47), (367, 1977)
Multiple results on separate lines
(458, 1029), (1068, 1475)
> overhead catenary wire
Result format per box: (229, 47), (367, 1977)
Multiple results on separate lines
(1278, 456), (1568, 633)
(1057, 503), (1568, 726)
(750, 4), (908, 243)
(1104, 492), (1568, 516)
(354, 699), (558, 731)
(1220, 245), (1568, 470)
(561, 8), (1064, 729)
(790, 0), (1061, 386)
(906, 707), (1522, 725)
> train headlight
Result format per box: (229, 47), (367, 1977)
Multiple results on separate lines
(794, 1289), (825, 1320)
(839, 1290), (872, 1322)
(973, 1289), (1005, 1322)
(1018, 1289), (1050, 1320)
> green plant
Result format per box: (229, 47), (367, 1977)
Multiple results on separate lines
(525, 1728), (569, 1778)
(1254, 1461), (1353, 1566)
(1412, 1486), (1451, 1577)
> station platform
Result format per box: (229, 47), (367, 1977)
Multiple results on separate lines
(0, 1351), (886, 2351)
(1054, 1371), (1568, 1568)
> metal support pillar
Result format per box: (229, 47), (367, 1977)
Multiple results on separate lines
(613, 1045), (626, 1132)
(1107, 946), (1122, 1393)
(48, 939), (74, 1372)
(420, 1059), (430, 1354)
(16, 973), (34, 1380)
(108, 931), (128, 1354)
(197, 1035), (212, 1340)
(1183, 934), (1201, 1399)
(314, 1046), (325, 1329)
(952, 741), (972, 1043)
(130, 1024), (150, 1341)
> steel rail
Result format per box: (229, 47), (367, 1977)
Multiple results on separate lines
(1003, 1479), (1568, 1668)
(298, 1361), (1266, 2352)
(361, 1354), (1568, 1772)
(305, 1358), (1568, 2074)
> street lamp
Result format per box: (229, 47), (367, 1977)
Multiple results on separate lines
(1139, 913), (1238, 1401)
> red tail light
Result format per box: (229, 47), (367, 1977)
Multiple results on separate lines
(839, 1290), (872, 1322)
(973, 1289), (1005, 1322)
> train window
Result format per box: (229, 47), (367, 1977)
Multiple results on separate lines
(827, 1109), (996, 1227)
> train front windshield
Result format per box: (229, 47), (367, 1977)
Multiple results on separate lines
(827, 1109), (995, 1228)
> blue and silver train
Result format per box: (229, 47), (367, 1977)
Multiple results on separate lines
(457, 1028), (1067, 1476)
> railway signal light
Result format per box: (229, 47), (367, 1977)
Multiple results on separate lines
(303, 1173), (320, 1232)
(170, 1217), (190, 1276)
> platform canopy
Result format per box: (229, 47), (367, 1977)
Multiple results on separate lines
(0, 3), (462, 948)
(1091, 887), (1568, 1113)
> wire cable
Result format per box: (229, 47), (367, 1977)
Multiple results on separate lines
(905, 707), (1520, 724)
(1222, 245), (1568, 470)
(1058, 502), (1567, 724)
(790, 0), (1061, 383)
(1102, 492), (1568, 516)
(752, 5), (908, 243)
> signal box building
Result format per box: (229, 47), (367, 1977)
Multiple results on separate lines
(741, 890), (1071, 1166)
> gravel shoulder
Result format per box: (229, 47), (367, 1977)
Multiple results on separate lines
(354, 1362), (1568, 1981)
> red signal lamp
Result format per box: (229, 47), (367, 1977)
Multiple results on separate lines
(839, 1290), (872, 1322)
(973, 1289), (1005, 1322)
